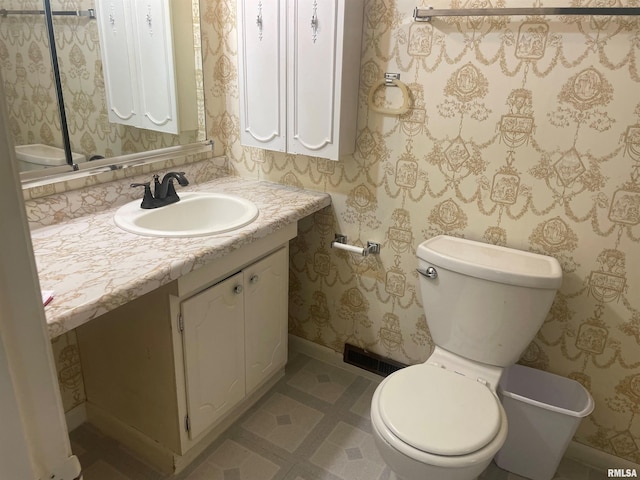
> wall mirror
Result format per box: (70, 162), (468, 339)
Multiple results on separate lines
(0, 0), (206, 182)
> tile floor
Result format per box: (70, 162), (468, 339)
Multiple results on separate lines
(70, 353), (606, 480)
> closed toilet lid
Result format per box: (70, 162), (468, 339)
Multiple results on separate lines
(377, 364), (501, 456)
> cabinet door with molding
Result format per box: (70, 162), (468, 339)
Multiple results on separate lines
(287, 0), (363, 160)
(96, 0), (185, 134)
(237, 0), (287, 151)
(95, 0), (139, 127)
(245, 248), (288, 393)
(131, 0), (178, 133)
(181, 272), (246, 440)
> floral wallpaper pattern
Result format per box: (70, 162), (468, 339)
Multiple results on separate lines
(201, 0), (640, 463)
(5, 0), (639, 466)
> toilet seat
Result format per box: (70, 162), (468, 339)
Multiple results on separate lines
(376, 364), (501, 456)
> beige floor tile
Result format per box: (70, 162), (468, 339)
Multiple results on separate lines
(287, 358), (357, 403)
(309, 422), (387, 480)
(184, 439), (280, 480)
(242, 392), (323, 452)
(350, 381), (379, 419)
(82, 460), (131, 480)
(72, 354), (609, 480)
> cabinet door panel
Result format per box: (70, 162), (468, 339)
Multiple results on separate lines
(95, 0), (139, 125)
(237, 0), (286, 150)
(288, 0), (339, 156)
(131, 0), (178, 133)
(181, 272), (245, 440)
(245, 248), (288, 393)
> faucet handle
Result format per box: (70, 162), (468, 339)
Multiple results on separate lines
(130, 182), (156, 209)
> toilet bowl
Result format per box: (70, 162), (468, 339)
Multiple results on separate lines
(370, 235), (562, 480)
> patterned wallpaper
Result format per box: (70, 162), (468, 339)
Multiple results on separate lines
(0, 1), (63, 149)
(0, 0), (202, 161)
(201, 0), (640, 463)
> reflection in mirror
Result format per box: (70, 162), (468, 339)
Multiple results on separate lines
(0, 0), (205, 179)
(0, 0), (67, 171)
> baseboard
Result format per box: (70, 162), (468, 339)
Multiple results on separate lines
(288, 335), (640, 473)
(85, 401), (175, 474)
(65, 403), (87, 432)
(566, 441), (640, 472)
(288, 334), (383, 382)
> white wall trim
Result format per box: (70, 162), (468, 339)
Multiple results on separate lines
(566, 441), (639, 472)
(288, 334), (383, 382)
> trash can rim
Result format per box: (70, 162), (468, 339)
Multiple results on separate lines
(498, 387), (595, 417)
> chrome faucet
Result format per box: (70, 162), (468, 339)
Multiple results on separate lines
(131, 172), (189, 209)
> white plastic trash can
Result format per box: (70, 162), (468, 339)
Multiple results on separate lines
(495, 364), (595, 480)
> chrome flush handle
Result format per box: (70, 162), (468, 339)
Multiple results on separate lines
(417, 266), (438, 279)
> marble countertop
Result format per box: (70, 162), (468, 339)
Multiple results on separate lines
(31, 176), (331, 338)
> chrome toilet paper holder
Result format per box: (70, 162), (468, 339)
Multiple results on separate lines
(331, 234), (381, 257)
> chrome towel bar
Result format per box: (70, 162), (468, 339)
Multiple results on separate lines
(0, 8), (96, 19)
(414, 6), (640, 21)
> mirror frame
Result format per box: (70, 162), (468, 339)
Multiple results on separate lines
(43, 0), (74, 169)
(20, 140), (214, 191)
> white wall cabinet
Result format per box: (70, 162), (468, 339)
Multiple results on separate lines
(95, 0), (197, 134)
(77, 225), (295, 474)
(237, 0), (364, 160)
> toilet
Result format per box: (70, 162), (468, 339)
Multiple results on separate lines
(370, 235), (562, 480)
(15, 144), (85, 172)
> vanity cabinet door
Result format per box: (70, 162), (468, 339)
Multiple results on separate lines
(245, 247), (288, 393)
(181, 272), (246, 440)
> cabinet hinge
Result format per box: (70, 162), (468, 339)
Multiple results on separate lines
(178, 313), (184, 333)
(185, 414), (190, 432)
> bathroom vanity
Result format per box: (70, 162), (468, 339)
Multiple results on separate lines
(77, 225), (293, 473)
(29, 168), (331, 474)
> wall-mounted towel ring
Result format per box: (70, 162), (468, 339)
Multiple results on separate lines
(368, 73), (410, 115)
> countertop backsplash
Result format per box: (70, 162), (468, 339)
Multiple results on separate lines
(24, 152), (228, 229)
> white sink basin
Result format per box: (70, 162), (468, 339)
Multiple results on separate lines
(114, 192), (259, 237)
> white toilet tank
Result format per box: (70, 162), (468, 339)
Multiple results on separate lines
(417, 235), (562, 367)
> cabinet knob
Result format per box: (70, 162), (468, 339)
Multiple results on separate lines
(233, 285), (243, 295)
(249, 274), (259, 284)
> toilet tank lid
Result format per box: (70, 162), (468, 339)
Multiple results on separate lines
(418, 235), (562, 289)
